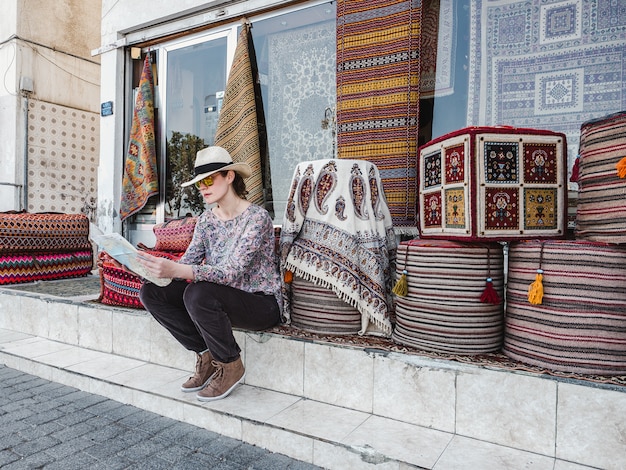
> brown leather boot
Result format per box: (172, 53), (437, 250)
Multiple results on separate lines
(196, 357), (245, 401)
(181, 351), (217, 392)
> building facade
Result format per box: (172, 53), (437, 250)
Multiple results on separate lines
(0, 0), (101, 216)
(93, 0), (624, 242)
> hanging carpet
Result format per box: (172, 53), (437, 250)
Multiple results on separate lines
(214, 20), (264, 206)
(336, 0), (421, 231)
(120, 54), (158, 221)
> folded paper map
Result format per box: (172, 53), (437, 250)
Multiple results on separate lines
(90, 224), (172, 287)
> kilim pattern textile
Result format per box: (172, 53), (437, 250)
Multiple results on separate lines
(0, 250), (93, 285)
(97, 250), (183, 309)
(575, 111), (626, 244)
(336, 0), (421, 231)
(214, 21), (264, 206)
(280, 159), (397, 337)
(419, 0), (455, 98)
(418, 126), (568, 241)
(291, 276), (362, 335)
(120, 54), (158, 221)
(0, 212), (91, 254)
(392, 239), (505, 354)
(153, 216), (197, 252)
(505, 240), (626, 376)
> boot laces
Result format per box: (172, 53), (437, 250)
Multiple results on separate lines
(211, 361), (224, 381)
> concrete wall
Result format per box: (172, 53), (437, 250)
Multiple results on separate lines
(0, 3), (21, 210)
(0, 0), (102, 213)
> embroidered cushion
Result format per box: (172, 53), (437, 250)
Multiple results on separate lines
(505, 239), (626, 375)
(0, 250), (93, 285)
(392, 239), (505, 354)
(418, 126), (568, 241)
(575, 111), (626, 244)
(153, 217), (197, 252)
(0, 212), (91, 254)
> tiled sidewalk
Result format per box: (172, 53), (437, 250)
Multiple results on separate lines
(0, 328), (602, 470)
(0, 363), (321, 469)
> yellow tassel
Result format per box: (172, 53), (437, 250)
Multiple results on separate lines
(528, 269), (544, 305)
(392, 270), (408, 297)
(617, 156), (626, 179)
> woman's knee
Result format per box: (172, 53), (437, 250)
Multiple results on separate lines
(138, 282), (158, 308)
(183, 282), (218, 311)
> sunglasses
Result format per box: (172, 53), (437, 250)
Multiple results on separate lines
(194, 175), (214, 188)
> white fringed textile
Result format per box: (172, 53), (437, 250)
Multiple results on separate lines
(280, 159), (397, 337)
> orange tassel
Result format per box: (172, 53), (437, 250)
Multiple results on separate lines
(528, 269), (544, 305)
(617, 156), (626, 179)
(284, 270), (293, 284)
(480, 277), (500, 305)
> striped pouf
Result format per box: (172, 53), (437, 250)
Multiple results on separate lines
(505, 240), (626, 375)
(290, 276), (362, 335)
(575, 111), (626, 244)
(392, 239), (505, 354)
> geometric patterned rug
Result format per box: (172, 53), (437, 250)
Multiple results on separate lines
(467, 0), (626, 181)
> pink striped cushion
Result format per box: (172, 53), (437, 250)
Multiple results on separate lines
(291, 276), (361, 335)
(505, 240), (626, 375)
(575, 111), (626, 244)
(392, 239), (505, 354)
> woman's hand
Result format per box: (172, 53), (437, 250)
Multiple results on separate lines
(136, 252), (194, 281)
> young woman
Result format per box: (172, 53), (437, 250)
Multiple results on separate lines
(137, 146), (282, 401)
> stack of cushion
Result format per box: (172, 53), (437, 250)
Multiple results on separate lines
(0, 212), (92, 285)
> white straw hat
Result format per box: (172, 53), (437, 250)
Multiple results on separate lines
(181, 146), (252, 187)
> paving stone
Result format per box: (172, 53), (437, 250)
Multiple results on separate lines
(0, 365), (322, 470)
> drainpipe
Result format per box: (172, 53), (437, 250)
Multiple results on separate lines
(20, 76), (33, 212)
(21, 94), (28, 211)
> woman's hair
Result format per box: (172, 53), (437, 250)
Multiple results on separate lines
(221, 170), (248, 199)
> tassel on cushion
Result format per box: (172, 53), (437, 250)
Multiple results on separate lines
(284, 270), (293, 284)
(392, 269), (408, 297)
(528, 269), (544, 305)
(617, 156), (626, 179)
(480, 277), (500, 305)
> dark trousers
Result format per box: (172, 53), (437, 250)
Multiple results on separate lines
(139, 280), (280, 363)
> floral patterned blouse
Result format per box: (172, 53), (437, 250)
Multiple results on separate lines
(178, 204), (282, 312)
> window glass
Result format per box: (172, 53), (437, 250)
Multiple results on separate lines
(164, 35), (229, 218)
(251, 2), (337, 220)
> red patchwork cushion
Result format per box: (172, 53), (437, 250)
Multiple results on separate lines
(153, 217), (197, 252)
(97, 250), (183, 309)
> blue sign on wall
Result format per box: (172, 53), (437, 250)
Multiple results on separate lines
(101, 101), (113, 116)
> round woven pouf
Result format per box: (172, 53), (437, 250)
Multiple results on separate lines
(392, 239), (505, 354)
(505, 239), (626, 375)
(290, 276), (362, 335)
